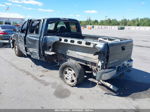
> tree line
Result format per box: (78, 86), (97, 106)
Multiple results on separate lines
(80, 18), (150, 26)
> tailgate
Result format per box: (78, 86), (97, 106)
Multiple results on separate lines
(107, 39), (133, 67)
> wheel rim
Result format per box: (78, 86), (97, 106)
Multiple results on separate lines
(63, 67), (77, 85)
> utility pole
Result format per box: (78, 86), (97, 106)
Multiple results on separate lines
(5, 5), (10, 25)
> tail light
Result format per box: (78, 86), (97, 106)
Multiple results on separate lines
(0, 31), (8, 35)
(13, 29), (16, 32)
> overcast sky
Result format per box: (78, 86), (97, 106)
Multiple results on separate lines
(0, 0), (149, 20)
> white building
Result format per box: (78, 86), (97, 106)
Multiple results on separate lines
(0, 17), (25, 25)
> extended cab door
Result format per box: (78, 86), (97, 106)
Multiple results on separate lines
(17, 21), (28, 55)
(26, 20), (41, 59)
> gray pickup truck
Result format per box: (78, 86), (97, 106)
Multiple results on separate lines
(11, 18), (133, 87)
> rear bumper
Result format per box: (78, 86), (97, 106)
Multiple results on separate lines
(96, 59), (133, 81)
(0, 35), (11, 43)
(0, 40), (10, 43)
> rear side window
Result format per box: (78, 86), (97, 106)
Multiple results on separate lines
(46, 22), (57, 33)
(47, 22), (55, 30)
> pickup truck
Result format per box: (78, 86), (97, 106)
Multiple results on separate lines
(11, 18), (133, 87)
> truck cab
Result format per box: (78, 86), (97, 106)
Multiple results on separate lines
(13, 18), (82, 59)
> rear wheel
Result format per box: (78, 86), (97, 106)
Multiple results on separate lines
(14, 42), (24, 57)
(59, 61), (85, 87)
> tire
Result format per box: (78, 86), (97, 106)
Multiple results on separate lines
(59, 61), (85, 87)
(14, 42), (24, 57)
(0, 43), (3, 48)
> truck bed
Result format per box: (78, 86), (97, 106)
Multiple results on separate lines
(53, 37), (99, 64)
(51, 34), (133, 67)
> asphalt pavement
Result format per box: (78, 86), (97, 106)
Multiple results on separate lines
(0, 29), (150, 109)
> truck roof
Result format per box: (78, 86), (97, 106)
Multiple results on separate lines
(28, 18), (79, 22)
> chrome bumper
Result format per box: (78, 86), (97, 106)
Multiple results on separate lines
(0, 35), (12, 43)
(0, 40), (10, 43)
(96, 59), (133, 81)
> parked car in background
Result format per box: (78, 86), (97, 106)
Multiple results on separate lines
(0, 25), (17, 47)
(118, 26), (125, 30)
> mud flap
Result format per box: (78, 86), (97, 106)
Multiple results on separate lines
(96, 69), (116, 81)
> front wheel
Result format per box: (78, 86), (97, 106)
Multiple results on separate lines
(59, 61), (85, 87)
(0, 43), (3, 47)
(14, 42), (24, 57)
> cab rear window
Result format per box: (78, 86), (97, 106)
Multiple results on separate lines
(69, 22), (78, 33)
(46, 21), (80, 34)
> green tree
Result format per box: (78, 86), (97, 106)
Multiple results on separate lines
(111, 19), (119, 25)
(93, 20), (99, 25)
(120, 19), (128, 26)
(0, 21), (3, 24)
(80, 18), (150, 26)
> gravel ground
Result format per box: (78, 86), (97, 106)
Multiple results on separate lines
(0, 29), (150, 109)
